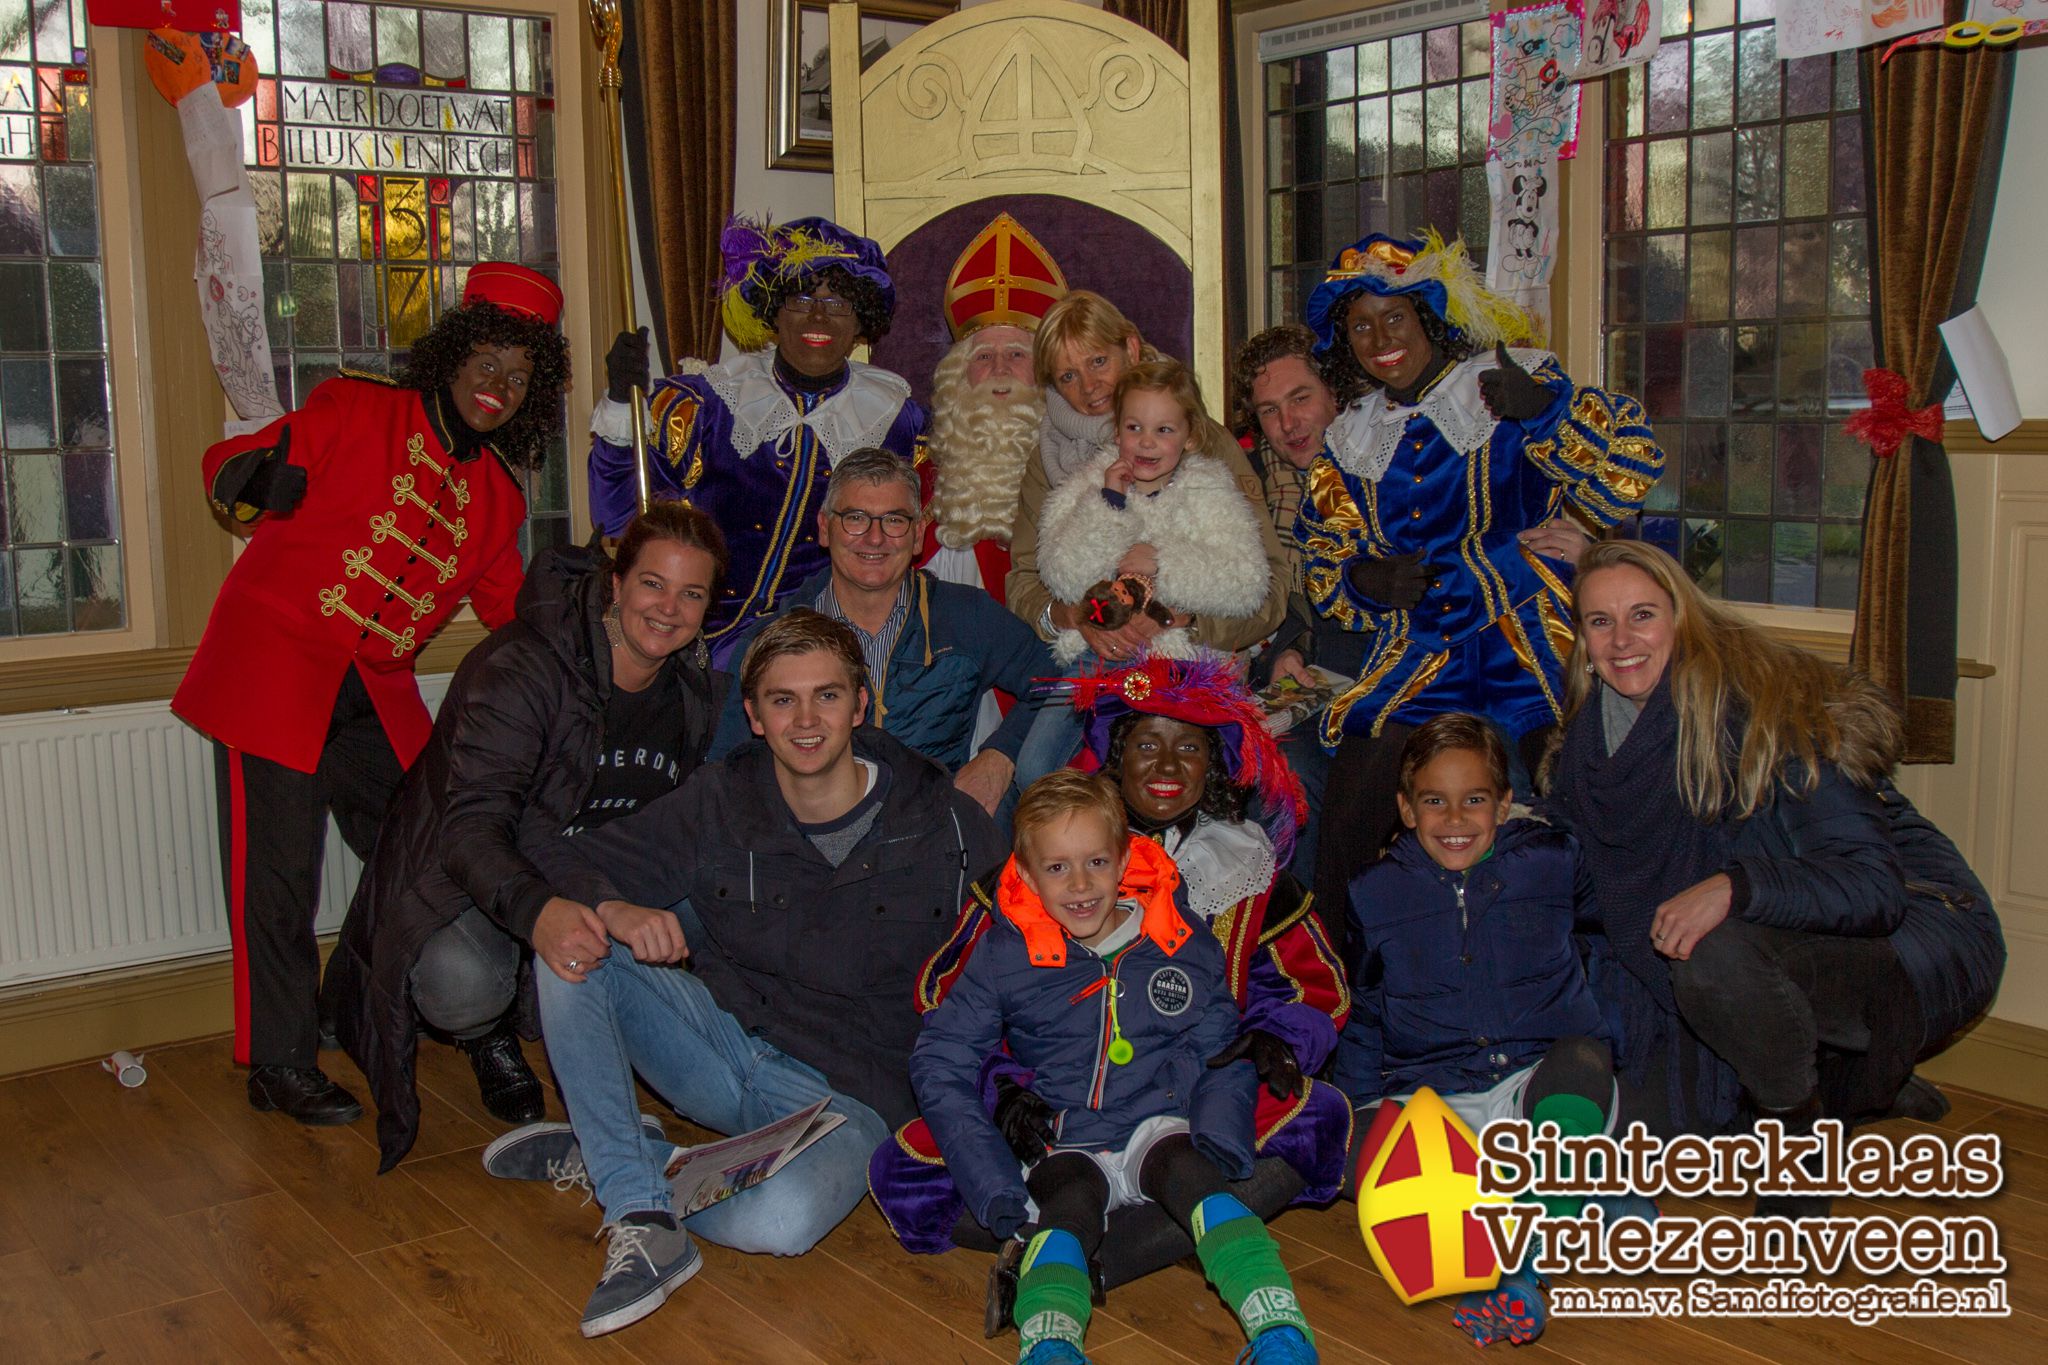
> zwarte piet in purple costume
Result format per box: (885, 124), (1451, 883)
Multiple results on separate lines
(587, 216), (926, 660)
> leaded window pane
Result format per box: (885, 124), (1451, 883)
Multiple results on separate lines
(0, 0), (120, 637)
(239, 1), (570, 560)
(1604, 12), (1871, 605)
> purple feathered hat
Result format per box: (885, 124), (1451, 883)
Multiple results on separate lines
(1065, 650), (1309, 863)
(718, 214), (896, 349)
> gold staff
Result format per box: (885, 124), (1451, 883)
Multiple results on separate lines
(588, 0), (651, 514)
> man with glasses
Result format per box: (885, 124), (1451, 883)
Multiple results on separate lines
(709, 448), (1055, 819)
(590, 216), (926, 663)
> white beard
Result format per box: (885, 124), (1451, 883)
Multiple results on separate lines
(927, 342), (1045, 551)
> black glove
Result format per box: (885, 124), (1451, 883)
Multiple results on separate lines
(606, 327), (650, 403)
(1344, 551), (1430, 611)
(992, 1075), (1057, 1164)
(1207, 1027), (1304, 1100)
(220, 426), (306, 516)
(1478, 342), (1554, 422)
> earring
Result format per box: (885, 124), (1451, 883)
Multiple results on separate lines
(693, 636), (710, 669)
(603, 601), (625, 648)
(1584, 661), (1596, 675)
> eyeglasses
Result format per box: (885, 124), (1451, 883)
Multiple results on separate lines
(830, 509), (916, 538)
(791, 294), (853, 318)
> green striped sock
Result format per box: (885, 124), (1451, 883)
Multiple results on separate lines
(1531, 1093), (1605, 1217)
(1191, 1194), (1311, 1343)
(1013, 1229), (1092, 1359)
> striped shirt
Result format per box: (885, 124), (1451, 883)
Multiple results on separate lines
(1259, 445), (1312, 594)
(815, 575), (912, 694)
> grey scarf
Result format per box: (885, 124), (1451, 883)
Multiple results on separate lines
(1039, 389), (1110, 486)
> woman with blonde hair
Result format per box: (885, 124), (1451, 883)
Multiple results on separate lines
(1005, 291), (1288, 665)
(1544, 540), (2002, 1210)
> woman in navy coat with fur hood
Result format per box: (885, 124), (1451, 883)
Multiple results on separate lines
(1543, 541), (2002, 1176)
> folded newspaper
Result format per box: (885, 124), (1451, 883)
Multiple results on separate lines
(661, 1097), (845, 1218)
(1257, 665), (1352, 736)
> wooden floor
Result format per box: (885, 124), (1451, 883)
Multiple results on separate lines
(3, 1034), (2043, 1364)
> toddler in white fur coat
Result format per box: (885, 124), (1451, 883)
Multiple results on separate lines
(1036, 360), (1273, 664)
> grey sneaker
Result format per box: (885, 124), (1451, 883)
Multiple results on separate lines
(582, 1218), (702, 1337)
(481, 1115), (670, 1187)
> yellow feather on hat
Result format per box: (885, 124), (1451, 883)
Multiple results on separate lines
(1409, 228), (1544, 350)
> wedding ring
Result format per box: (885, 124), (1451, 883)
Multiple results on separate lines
(568, 958), (583, 970)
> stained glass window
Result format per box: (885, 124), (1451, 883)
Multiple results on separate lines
(0, 0), (119, 637)
(1603, 0), (1871, 607)
(235, 0), (569, 559)
(1262, 6), (1494, 328)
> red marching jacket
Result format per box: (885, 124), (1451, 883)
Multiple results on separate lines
(173, 376), (527, 774)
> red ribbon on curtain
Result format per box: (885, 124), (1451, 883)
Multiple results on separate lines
(1844, 368), (1944, 458)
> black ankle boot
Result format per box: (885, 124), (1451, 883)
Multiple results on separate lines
(1752, 1093), (1832, 1220)
(1884, 1074), (1952, 1123)
(248, 1064), (364, 1126)
(461, 1019), (545, 1124)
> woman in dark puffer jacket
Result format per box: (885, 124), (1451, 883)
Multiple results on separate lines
(1544, 540), (2002, 1211)
(322, 502), (728, 1169)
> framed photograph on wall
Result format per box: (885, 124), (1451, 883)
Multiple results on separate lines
(767, 0), (958, 171)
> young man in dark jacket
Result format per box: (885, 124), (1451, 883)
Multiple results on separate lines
(710, 446), (1057, 816)
(486, 609), (1003, 1338)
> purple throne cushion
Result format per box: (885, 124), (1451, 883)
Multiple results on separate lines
(869, 193), (1195, 410)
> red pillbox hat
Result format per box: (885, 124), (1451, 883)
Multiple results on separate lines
(462, 262), (564, 326)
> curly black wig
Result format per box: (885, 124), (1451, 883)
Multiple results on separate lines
(760, 265), (893, 345)
(1099, 712), (1250, 827)
(1317, 289), (1473, 406)
(400, 301), (573, 472)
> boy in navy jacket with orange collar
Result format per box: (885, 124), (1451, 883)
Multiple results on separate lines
(911, 771), (1319, 1365)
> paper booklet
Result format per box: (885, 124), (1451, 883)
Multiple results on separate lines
(661, 1097), (846, 1218)
(1258, 665), (1353, 736)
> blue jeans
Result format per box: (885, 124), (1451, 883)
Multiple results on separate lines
(1010, 674), (1086, 788)
(536, 951), (889, 1255)
(1277, 726), (1331, 883)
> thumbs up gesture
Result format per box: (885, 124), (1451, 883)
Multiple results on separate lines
(1478, 343), (1553, 422)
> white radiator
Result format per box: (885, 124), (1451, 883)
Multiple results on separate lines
(0, 676), (450, 988)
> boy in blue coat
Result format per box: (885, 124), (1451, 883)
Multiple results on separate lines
(1333, 714), (1633, 1348)
(912, 771), (1318, 1365)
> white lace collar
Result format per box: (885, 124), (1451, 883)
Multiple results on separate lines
(703, 349), (911, 464)
(1326, 348), (1554, 484)
(1156, 815), (1276, 922)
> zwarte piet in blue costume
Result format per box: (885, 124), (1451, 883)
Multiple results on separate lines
(1295, 231), (1664, 748)
(588, 216), (927, 660)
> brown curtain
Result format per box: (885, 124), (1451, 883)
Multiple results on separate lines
(624, 0), (738, 367)
(1103, 0), (1187, 56)
(1851, 42), (2012, 764)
